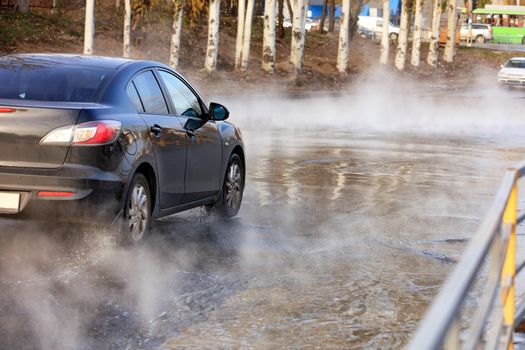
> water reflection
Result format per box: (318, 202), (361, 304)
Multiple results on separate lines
(162, 130), (525, 349)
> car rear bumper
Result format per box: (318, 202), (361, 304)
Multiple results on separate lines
(0, 164), (124, 222)
(498, 78), (525, 86)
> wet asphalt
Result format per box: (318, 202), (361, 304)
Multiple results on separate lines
(0, 84), (524, 349)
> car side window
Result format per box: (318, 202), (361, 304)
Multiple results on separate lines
(126, 82), (144, 112)
(158, 71), (203, 118)
(132, 71), (169, 114)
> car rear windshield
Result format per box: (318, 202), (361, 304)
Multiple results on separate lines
(506, 60), (525, 68)
(0, 62), (113, 102)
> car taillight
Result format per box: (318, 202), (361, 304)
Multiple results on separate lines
(40, 120), (121, 146)
(0, 107), (16, 113)
(72, 121), (121, 145)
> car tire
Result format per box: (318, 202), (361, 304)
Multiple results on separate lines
(390, 33), (398, 41)
(215, 154), (244, 218)
(475, 35), (485, 44)
(120, 173), (152, 245)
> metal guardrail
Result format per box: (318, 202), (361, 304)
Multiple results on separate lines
(408, 161), (525, 350)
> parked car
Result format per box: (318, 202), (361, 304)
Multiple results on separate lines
(459, 23), (493, 44)
(357, 25), (375, 39)
(497, 57), (525, 87)
(0, 54), (246, 244)
(310, 17), (340, 32)
(357, 16), (400, 41)
(282, 17), (316, 31)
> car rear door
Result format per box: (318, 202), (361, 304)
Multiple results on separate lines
(130, 70), (187, 209)
(156, 70), (223, 203)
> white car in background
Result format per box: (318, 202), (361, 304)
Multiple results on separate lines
(497, 57), (525, 87)
(358, 16), (400, 41)
(282, 18), (316, 32)
(459, 23), (493, 44)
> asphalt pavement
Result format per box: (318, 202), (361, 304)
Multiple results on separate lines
(1, 85), (524, 349)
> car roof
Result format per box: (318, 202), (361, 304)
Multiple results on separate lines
(510, 57), (525, 61)
(0, 54), (134, 70)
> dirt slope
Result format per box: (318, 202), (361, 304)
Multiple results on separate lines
(0, 4), (522, 95)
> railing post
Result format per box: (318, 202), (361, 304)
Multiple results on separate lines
(502, 178), (517, 350)
(444, 317), (460, 350)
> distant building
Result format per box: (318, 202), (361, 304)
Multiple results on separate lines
(306, 0), (342, 18)
(360, 0), (402, 22)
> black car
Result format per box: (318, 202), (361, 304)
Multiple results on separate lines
(0, 54), (245, 243)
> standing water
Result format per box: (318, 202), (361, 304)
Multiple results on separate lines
(0, 79), (524, 349)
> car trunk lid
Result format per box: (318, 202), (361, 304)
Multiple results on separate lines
(0, 101), (84, 169)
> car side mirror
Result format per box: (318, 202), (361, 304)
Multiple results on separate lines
(209, 102), (229, 121)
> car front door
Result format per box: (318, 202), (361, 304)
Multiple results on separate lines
(157, 70), (223, 203)
(130, 70), (187, 209)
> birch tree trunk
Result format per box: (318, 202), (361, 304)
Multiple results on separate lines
(427, 0), (443, 66)
(14, 0), (29, 13)
(379, 0), (390, 65)
(204, 0), (221, 72)
(286, 0), (293, 20)
(410, 0), (423, 66)
(465, 0), (472, 46)
(443, 0), (457, 63)
(240, 0), (255, 72)
(328, 0), (335, 33)
(234, 0), (246, 69)
(84, 0), (95, 55)
(290, 0), (308, 75)
(169, 0), (183, 68)
(394, 0), (409, 71)
(336, 0), (350, 73)
(123, 0), (131, 58)
(278, 0), (285, 38)
(262, 0), (277, 73)
(319, 0), (328, 33)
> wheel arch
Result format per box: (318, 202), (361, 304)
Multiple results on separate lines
(135, 162), (157, 214)
(125, 161), (158, 215)
(231, 145), (246, 176)
(218, 144), (246, 192)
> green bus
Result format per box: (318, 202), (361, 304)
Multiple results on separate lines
(473, 7), (525, 44)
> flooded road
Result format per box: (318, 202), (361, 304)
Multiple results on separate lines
(0, 85), (524, 349)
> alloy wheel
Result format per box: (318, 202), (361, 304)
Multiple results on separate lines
(225, 162), (242, 210)
(127, 183), (149, 242)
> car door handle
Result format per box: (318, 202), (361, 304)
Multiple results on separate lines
(150, 125), (162, 137)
